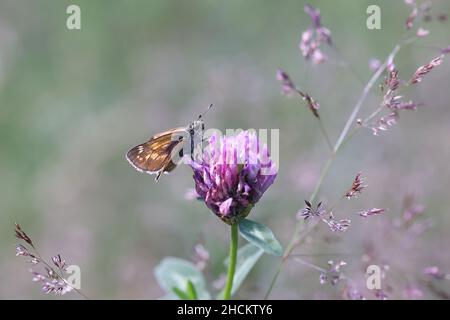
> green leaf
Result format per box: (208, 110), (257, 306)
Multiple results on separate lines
(186, 280), (198, 300)
(171, 280), (198, 300)
(172, 287), (190, 300)
(238, 219), (283, 256)
(217, 243), (264, 299)
(154, 257), (211, 300)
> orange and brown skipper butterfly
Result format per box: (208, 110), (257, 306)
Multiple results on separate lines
(126, 105), (212, 181)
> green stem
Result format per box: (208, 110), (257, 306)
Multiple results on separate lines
(317, 117), (334, 152)
(223, 223), (238, 300)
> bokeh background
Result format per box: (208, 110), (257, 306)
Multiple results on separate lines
(1, 0), (449, 299)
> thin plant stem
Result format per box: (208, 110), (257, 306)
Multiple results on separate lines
(32, 246), (90, 300)
(308, 155), (334, 202)
(364, 105), (385, 124)
(294, 88), (334, 152)
(333, 44), (401, 153)
(330, 44), (365, 84)
(289, 252), (362, 257)
(223, 223), (238, 300)
(334, 35), (417, 152)
(264, 156), (332, 299)
(263, 37), (414, 300)
(294, 257), (328, 273)
(317, 116), (334, 152)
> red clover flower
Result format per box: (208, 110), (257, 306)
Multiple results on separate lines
(190, 131), (277, 225)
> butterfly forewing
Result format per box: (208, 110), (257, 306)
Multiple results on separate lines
(126, 128), (186, 180)
(126, 113), (207, 181)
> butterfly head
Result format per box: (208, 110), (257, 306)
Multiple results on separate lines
(188, 117), (205, 133)
(188, 103), (211, 133)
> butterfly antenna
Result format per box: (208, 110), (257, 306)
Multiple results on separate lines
(198, 104), (213, 119)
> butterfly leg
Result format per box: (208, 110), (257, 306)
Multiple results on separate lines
(155, 170), (163, 182)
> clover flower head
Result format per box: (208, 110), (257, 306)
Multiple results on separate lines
(190, 130), (277, 224)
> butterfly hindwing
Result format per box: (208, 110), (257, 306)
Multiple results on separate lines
(126, 128), (186, 180)
(126, 111), (208, 182)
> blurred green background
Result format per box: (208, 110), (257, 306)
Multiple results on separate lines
(1, 0), (449, 299)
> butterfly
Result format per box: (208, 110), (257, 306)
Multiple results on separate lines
(126, 105), (212, 181)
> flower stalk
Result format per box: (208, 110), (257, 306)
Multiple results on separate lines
(223, 223), (238, 300)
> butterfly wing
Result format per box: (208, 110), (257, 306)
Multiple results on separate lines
(126, 128), (186, 181)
